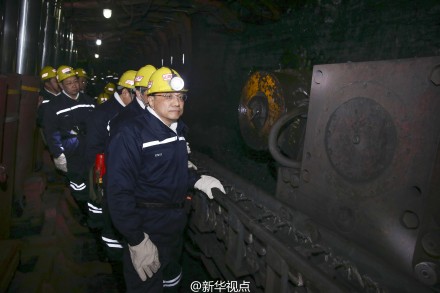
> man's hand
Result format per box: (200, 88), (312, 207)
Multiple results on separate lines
(194, 175), (225, 199)
(188, 160), (198, 170)
(128, 233), (161, 281)
(186, 142), (191, 154)
(54, 153), (68, 172)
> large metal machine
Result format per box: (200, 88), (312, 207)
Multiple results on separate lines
(187, 56), (440, 292)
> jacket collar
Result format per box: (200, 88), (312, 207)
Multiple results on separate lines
(146, 106), (179, 133)
(144, 106), (187, 136)
(136, 97), (146, 109)
(113, 92), (127, 107)
(44, 88), (60, 96)
(62, 90), (79, 100)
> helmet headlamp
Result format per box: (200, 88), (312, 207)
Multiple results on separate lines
(146, 67), (188, 95)
(170, 76), (184, 91)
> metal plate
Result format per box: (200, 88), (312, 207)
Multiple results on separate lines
(325, 96), (397, 182)
(291, 56), (440, 282)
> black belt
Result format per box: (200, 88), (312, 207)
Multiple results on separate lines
(61, 134), (77, 140)
(136, 200), (185, 209)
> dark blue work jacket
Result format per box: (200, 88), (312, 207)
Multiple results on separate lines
(108, 98), (146, 139)
(85, 96), (124, 168)
(43, 91), (95, 167)
(106, 109), (200, 246)
(37, 88), (60, 128)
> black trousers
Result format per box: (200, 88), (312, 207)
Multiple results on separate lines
(101, 196), (124, 261)
(67, 170), (89, 215)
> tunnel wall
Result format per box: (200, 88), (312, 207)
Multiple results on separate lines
(184, 0), (440, 193)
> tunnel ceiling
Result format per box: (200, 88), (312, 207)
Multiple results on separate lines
(63, 0), (308, 64)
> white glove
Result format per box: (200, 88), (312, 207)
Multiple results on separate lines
(128, 233), (161, 281)
(54, 153), (68, 172)
(186, 142), (191, 154)
(194, 175), (225, 199)
(188, 160), (198, 170)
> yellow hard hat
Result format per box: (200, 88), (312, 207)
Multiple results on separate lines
(97, 92), (110, 104)
(75, 68), (88, 78)
(134, 65), (156, 87)
(57, 65), (76, 82)
(146, 67), (187, 95)
(118, 70), (137, 89)
(40, 66), (57, 81)
(104, 82), (116, 94)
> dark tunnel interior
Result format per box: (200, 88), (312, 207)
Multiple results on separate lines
(3, 0), (439, 194)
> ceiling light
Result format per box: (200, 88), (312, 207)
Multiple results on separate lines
(96, 39), (102, 46)
(103, 8), (112, 19)
(95, 53), (99, 58)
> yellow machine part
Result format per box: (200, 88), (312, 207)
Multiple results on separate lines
(238, 69), (311, 150)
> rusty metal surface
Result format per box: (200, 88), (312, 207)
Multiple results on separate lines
(6, 174), (117, 292)
(0, 239), (21, 292)
(14, 75), (40, 201)
(0, 75), (7, 160)
(0, 165), (6, 184)
(277, 56), (440, 286)
(0, 74), (21, 239)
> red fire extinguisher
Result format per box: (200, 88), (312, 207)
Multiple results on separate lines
(94, 153), (106, 185)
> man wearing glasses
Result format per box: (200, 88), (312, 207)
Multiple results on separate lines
(106, 67), (225, 292)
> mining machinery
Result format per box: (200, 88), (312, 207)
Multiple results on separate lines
(187, 56), (440, 293)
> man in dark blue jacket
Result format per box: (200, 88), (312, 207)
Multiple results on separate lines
(106, 67), (224, 292)
(86, 70), (137, 168)
(43, 65), (95, 218)
(108, 64), (156, 138)
(85, 70), (137, 263)
(35, 66), (61, 171)
(37, 66), (60, 130)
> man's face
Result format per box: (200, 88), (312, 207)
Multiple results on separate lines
(60, 76), (79, 96)
(78, 76), (88, 91)
(137, 88), (149, 106)
(121, 88), (133, 106)
(135, 88), (143, 100)
(47, 77), (60, 93)
(147, 92), (186, 126)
